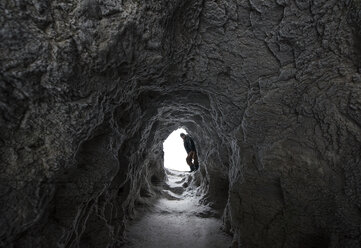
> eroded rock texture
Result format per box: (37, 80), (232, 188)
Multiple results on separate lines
(1, 0), (361, 247)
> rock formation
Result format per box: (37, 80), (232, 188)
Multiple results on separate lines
(1, 0), (361, 247)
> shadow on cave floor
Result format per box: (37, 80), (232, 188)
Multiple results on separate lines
(123, 169), (232, 248)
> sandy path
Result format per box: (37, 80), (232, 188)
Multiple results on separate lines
(124, 170), (232, 248)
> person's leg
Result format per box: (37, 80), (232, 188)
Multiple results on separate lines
(186, 152), (195, 171)
(186, 152), (193, 166)
(193, 151), (199, 170)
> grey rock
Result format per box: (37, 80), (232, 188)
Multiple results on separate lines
(1, 0), (361, 247)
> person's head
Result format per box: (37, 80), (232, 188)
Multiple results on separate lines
(180, 133), (186, 139)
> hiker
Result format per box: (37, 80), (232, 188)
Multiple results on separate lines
(180, 133), (199, 172)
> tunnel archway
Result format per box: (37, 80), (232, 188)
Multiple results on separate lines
(2, 1), (361, 248)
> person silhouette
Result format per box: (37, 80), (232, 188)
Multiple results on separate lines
(180, 133), (199, 172)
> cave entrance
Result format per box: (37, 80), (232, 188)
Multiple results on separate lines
(163, 128), (189, 171)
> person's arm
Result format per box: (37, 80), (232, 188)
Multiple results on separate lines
(189, 137), (196, 151)
(184, 138), (191, 153)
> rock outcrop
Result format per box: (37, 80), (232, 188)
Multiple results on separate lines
(1, 0), (361, 247)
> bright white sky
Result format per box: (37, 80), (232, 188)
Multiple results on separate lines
(163, 128), (189, 171)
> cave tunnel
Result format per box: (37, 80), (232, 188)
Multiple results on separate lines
(1, 0), (361, 248)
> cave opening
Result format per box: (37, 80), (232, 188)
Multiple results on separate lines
(163, 128), (189, 171)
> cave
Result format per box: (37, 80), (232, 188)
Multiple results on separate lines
(1, 0), (361, 247)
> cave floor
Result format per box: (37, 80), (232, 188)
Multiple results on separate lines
(124, 169), (232, 248)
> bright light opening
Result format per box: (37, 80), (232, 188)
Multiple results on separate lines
(163, 128), (189, 171)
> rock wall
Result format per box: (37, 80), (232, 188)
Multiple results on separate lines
(1, 0), (361, 247)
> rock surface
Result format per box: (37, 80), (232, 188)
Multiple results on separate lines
(1, 0), (361, 247)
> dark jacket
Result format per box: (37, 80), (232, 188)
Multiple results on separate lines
(184, 135), (196, 154)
